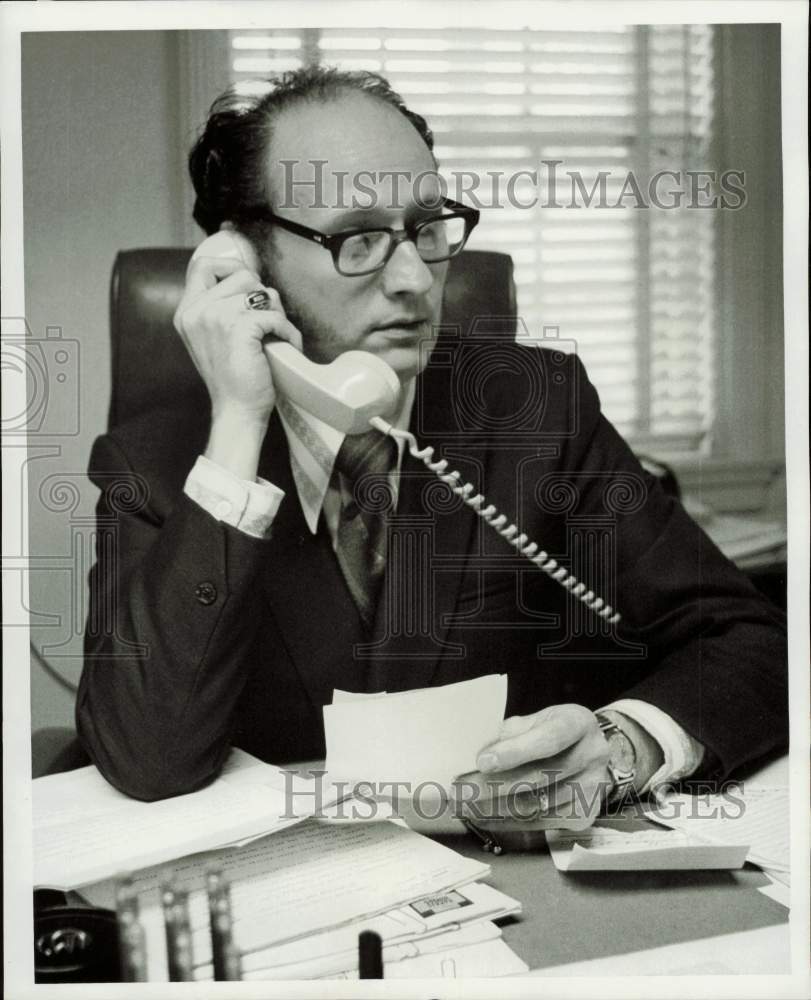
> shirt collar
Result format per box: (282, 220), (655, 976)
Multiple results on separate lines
(276, 379), (415, 535)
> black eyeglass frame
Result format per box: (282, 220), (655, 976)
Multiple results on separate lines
(251, 198), (480, 276)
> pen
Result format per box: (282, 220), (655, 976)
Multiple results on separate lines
(206, 870), (242, 981)
(461, 817), (503, 855)
(161, 883), (194, 982)
(115, 878), (148, 982)
(358, 930), (383, 979)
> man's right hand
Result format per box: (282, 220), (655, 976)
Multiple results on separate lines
(173, 254), (303, 479)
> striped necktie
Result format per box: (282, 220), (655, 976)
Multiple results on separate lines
(332, 429), (397, 630)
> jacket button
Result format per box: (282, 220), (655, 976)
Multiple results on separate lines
(194, 581), (217, 605)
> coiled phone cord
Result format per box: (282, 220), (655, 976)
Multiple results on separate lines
(370, 417), (621, 624)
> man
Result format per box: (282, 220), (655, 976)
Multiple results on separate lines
(77, 67), (787, 822)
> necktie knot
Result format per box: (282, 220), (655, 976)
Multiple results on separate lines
(334, 429), (397, 486)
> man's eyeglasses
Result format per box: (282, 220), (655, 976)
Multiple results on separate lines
(253, 198), (480, 277)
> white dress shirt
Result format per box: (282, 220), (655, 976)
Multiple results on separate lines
(183, 384), (703, 792)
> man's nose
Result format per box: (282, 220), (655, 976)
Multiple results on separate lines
(381, 239), (434, 296)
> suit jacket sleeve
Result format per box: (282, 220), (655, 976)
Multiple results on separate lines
(76, 432), (272, 801)
(560, 357), (787, 778)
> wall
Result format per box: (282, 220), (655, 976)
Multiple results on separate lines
(22, 31), (188, 733)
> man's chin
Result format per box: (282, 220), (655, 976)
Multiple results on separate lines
(372, 335), (437, 382)
(376, 349), (429, 383)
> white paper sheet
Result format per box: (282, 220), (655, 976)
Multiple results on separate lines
(34, 748), (328, 888)
(645, 785), (790, 872)
(332, 689), (387, 702)
(324, 673), (508, 787)
(81, 818), (490, 979)
(546, 824), (749, 871)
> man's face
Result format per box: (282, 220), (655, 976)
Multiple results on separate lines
(258, 94), (449, 383)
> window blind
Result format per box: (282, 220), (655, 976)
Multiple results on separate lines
(230, 25), (716, 451)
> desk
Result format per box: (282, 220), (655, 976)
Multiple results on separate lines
(51, 756), (791, 980)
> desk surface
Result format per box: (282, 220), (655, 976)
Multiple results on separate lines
(431, 830), (789, 974)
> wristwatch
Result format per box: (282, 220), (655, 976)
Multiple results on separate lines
(596, 714), (637, 803)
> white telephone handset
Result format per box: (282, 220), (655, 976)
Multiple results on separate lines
(191, 230), (400, 434)
(190, 229), (621, 623)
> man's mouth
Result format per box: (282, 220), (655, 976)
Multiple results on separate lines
(374, 317), (430, 335)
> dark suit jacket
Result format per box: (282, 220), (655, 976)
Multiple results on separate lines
(77, 342), (788, 800)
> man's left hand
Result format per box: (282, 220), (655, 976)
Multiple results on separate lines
(454, 704), (613, 834)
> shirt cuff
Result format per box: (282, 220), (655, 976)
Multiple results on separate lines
(184, 455), (284, 539)
(601, 698), (705, 795)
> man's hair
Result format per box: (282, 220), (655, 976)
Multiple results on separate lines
(189, 65), (435, 235)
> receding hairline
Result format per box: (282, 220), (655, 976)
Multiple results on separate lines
(262, 89), (439, 209)
(266, 88), (436, 157)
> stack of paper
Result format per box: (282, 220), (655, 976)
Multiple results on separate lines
(81, 818), (527, 979)
(231, 882), (525, 979)
(33, 748), (347, 889)
(322, 921), (529, 979)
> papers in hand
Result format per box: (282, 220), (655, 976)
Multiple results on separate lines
(547, 822), (749, 871)
(33, 749), (337, 889)
(324, 674), (507, 788)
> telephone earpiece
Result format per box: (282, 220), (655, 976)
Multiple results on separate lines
(191, 229), (260, 272)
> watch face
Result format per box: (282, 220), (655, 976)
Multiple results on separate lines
(606, 729), (636, 774)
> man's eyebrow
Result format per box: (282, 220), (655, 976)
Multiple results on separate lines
(324, 208), (395, 231)
(325, 203), (443, 232)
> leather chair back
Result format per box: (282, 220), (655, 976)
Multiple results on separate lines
(108, 248), (516, 429)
